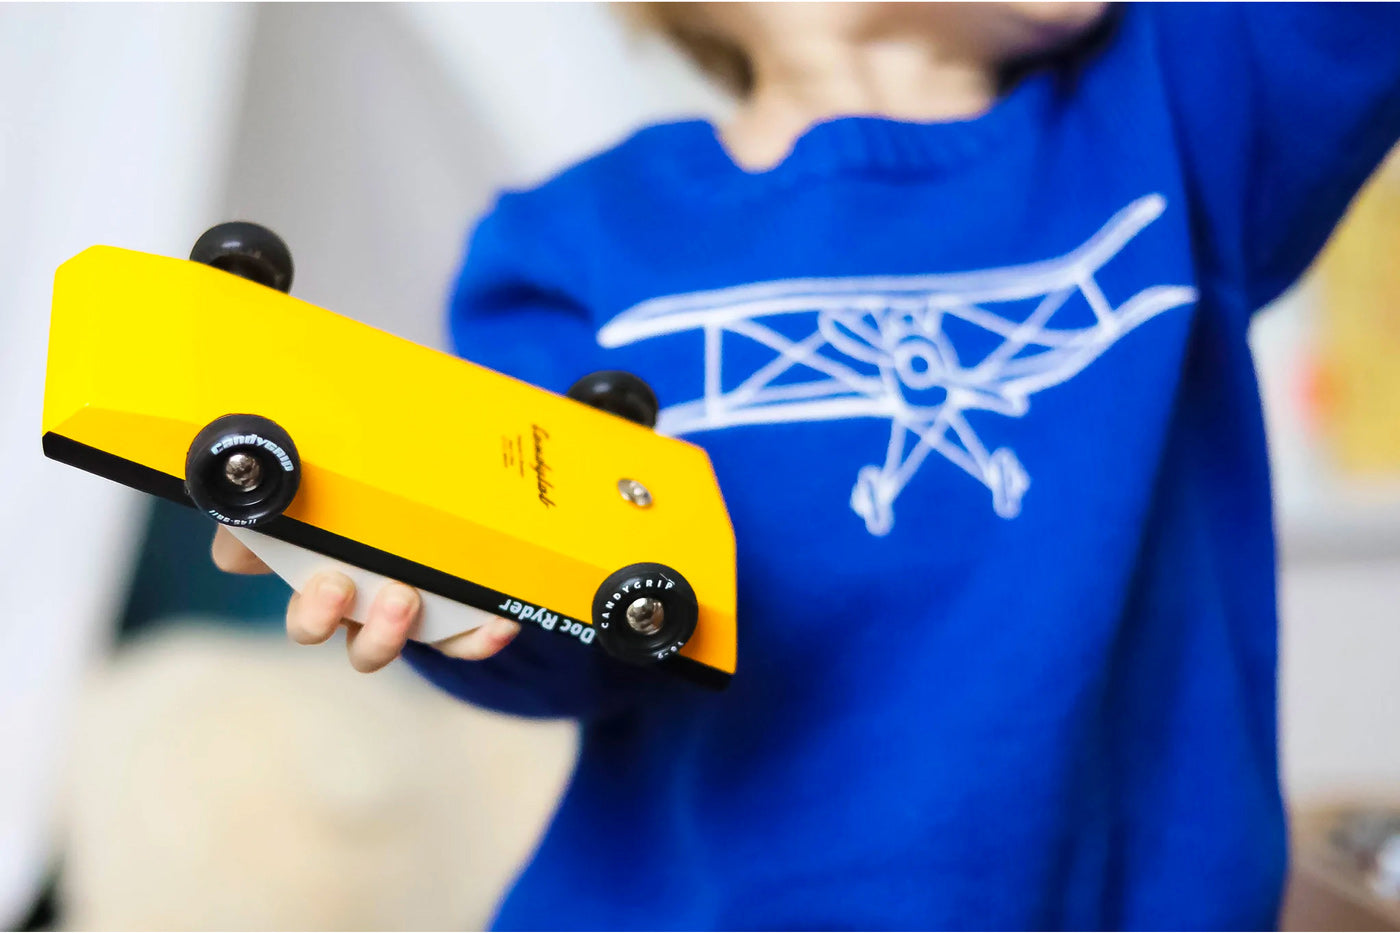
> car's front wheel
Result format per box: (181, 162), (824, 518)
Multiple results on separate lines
(184, 414), (301, 527)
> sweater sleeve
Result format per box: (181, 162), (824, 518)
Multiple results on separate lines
(1148, 2), (1400, 313)
(399, 192), (666, 720)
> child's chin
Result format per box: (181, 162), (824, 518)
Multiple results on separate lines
(1012, 2), (1110, 31)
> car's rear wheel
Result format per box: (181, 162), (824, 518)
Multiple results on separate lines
(185, 414), (301, 527)
(566, 370), (659, 428)
(592, 562), (698, 664)
(190, 221), (294, 293)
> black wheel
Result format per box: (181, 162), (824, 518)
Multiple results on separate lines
(190, 221), (294, 293)
(185, 414), (301, 527)
(592, 562), (698, 665)
(566, 370), (659, 428)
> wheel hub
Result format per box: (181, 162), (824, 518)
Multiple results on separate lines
(625, 597), (664, 635)
(223, 452), (263, 490)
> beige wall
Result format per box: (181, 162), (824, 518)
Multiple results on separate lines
(1281, 557), (1400, 801)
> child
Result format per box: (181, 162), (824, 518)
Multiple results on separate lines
(214, 3), (1400, 928)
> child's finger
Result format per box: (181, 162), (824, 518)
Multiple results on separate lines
(433, 617), (521, 661)
(211, 526), (272, 574)
(287, 571), (355, 645)
(345, 582), (420, 673)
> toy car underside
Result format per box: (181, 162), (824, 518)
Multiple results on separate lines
(43, 226), (737, 689)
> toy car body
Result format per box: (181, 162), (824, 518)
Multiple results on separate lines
(43, 236), (736, 688)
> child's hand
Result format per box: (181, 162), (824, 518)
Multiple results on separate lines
(210, 527), (521, 671)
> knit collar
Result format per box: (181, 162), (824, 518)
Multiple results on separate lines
(663, 70), (1055, 182)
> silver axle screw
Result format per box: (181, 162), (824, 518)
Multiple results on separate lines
(617, 478), (652, 508)
(223, 452), (263, 490)
(625, 597), (664, 636)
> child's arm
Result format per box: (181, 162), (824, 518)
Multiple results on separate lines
(1146, 4), (1400, 316)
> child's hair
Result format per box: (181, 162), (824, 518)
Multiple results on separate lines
(619, 3), (754, 98)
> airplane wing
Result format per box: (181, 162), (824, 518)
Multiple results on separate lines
(595, 194), (1198, 531)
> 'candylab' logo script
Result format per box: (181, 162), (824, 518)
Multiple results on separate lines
(531, 424), (555, 508)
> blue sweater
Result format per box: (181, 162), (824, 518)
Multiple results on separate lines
(403, 5), (1400, 929)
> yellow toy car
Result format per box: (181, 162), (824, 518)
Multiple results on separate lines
(43, 223), (737, 688)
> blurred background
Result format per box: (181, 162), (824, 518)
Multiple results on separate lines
(1, 3), (1398, 930)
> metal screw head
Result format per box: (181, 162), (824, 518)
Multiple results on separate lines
(625, 597), (664, 635)
(223, 452), (263, 490)
(617, 478), (652, 508)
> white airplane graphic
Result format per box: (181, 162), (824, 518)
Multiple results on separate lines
(598, 195), (1197, 535)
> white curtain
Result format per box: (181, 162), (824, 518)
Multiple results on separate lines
(0, 5), (255, 924)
